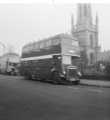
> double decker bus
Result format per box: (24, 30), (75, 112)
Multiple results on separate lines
(20, 34), (81, 84)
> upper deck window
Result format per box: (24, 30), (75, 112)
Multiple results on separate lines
(22, 47), (27, 53)
(33, 43), (40, 51)
(22, 45), (32, 53)
(39, 42), (45, 49)
(45, 40), (51, 47)
(52, 39), (60, 45)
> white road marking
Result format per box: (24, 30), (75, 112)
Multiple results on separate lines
(68, 86), (103, 93)
(68, 86), (80, 90)
(88, 89), (103, 93)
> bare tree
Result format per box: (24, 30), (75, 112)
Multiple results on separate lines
(6, 44), (15, 53)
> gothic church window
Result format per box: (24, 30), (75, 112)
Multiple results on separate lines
(90, 34), (93, 48)
(90, 53), (94, 64)
(84, 5), (87, 17)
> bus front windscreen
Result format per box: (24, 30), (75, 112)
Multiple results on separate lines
(62, 55), (71, 65)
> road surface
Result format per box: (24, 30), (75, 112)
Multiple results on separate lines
(0, 75), (110, 120)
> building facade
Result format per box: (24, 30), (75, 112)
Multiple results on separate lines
(0, 53), (20, 73)
(97, 51), (110, 62)
(71, 4), (100, 65)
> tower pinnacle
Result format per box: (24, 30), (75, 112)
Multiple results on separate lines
(72, 3), (99, 65)
(71, 14), (75, 34)
(77, 3), (92, 25)
(96, 13), (98, 31)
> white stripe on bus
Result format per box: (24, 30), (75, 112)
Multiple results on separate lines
(21, 53), (61, 61)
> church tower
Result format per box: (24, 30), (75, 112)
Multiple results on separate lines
(71, 4), (99, 65)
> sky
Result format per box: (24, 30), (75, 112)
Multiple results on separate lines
(0, 1), (110, 55)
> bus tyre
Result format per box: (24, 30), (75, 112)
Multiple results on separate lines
(25, 74), (32, 80)
(74, 80), (80, 85)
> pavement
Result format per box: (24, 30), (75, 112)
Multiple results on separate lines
(80, 79), (110, 88)
(1, 74), (110, 87)
(21, 76), (110, 88)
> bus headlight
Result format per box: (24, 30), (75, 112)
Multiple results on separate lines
(63, 71), (66, 74)
(60, 73), (65, 78)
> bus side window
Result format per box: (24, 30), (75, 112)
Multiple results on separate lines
(33, 43), (39, 51)
(45, 40), (51, 47)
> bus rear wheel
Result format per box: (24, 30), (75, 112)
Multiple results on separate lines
(74, 80), (80, 85)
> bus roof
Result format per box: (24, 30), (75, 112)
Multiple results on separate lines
(22, 33), (77, 49)
(21, 33), (80, 58)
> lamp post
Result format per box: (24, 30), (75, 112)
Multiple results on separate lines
(0, 42), (5, 56)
